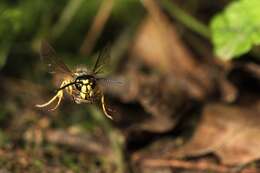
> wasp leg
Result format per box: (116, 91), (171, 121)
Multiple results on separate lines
(49, 91), (63, 111)
(36, 90), (64, 111)
(36, 81), (67, 110)
(36, 92), (60, 108)
(101, 94), (113, 120)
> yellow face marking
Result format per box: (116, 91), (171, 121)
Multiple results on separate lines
(67, 85), (73, 95)
(80, 85), (87, 99)
(87, 85), (92, 91)
(83, 79), (89, 84)
(89, 91), (93, 97)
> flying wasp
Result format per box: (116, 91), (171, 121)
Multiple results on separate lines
(36, 41), (118, 119)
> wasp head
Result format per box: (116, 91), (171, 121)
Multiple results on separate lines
(75, 75), (98, 98)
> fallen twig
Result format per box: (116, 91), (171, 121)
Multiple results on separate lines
(141, 158), (258, 173)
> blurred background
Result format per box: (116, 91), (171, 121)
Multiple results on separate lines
(0, 0), (260, 172)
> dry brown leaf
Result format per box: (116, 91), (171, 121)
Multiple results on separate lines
(244, 63), (260, 80)
(132, 15), (221, 100)
(132, 1), (238, 102)
(171, 103), (260, 165)
(115, 70), (187, 133)
(111, 4), (238, 132)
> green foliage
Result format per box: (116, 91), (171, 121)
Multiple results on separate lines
(161, 0), (210, 39)
(0, 0), (144, 70)
(210, 0), (260, 60)
(112, 0), (143, 23)
(0, 7), (21, 67)
(52, 0), (101, 40)
(0, 0), (54, 68)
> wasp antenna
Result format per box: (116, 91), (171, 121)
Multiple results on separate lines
(55, 81), (76, 92)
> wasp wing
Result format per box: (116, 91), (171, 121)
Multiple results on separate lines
(40, 40), (73, 76)
(97, 77), (125, 94)
(92, 45), (111, 74)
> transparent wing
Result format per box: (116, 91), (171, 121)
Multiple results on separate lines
(97, 77), (124, 92)
(98, 77), (123, 85)
(92, 45), (111, 74)
(40, 40), (73, 76)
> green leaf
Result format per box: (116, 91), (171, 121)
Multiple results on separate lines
(210, 0), (260, 60)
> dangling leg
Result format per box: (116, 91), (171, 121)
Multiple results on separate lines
(49, 90), (63, 111)
(36, 92), (60, 108)
(36, 90), (64, 111)
(101, 94), (113, 120)
(36, 81), (67, 110)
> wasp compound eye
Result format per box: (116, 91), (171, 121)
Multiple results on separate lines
(90, 81), (96, 89)
(75, 81), (83, 91)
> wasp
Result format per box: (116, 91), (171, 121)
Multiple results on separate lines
(36, 41), (118, 119)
